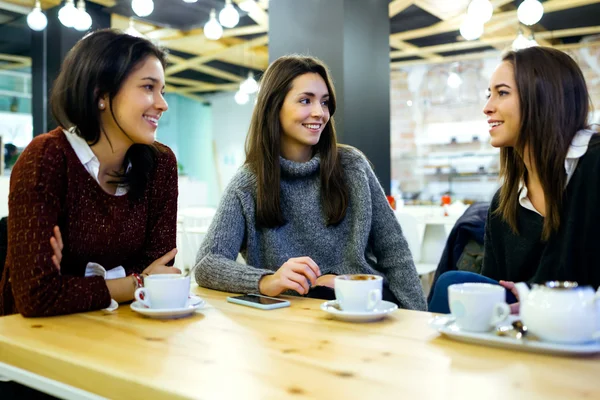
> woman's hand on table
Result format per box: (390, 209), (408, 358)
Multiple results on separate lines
(143, 248), (181, 275)
(110, 249), (179, 302)
(499, 280), (520, 314)
(259, 257), (321, 296)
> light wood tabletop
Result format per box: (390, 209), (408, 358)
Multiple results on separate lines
(1, 285), (599, 400)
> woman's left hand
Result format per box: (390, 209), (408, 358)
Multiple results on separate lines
(315, 274), (336, 288)
(142, 248), (181, 276)
(499, 280), (520, 314)
(49, 226), (63, 272)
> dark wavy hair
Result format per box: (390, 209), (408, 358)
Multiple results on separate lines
(245, 55), (349, 228)
(50, 29), (168, 199)
(496, 47), (592, 240)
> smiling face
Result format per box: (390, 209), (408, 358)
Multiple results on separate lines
(483, 61), (522, 148)
(100, 56), (168, 146)
(279, 72), (330, 160)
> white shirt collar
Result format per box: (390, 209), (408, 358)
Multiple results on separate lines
(519, 129), (596, 215)
(63, 128), (128, 196)
(63, 128), (97, 166)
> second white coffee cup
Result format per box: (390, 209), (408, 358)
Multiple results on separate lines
(448, 283), (510, 332)
(134, 274), (190, 309)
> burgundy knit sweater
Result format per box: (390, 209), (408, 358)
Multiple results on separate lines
(0, 128), (178, 317)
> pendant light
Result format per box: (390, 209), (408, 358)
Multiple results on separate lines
(204, 9), (223, 40)
(74, 0), (92, 32)
(27, 0), (47, 31)
(219, 0), (240, 28)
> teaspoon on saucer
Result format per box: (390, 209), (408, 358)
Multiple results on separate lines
(496, 320), (539, 341)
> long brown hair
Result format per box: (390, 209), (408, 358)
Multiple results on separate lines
(245, 55), (348, 228)
(496, 47), (591, 240)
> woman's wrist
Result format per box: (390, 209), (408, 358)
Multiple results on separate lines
(258, 274), (274, 295)
(106, 277), (136, 303)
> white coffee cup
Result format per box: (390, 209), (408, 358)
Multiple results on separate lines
(448, 283), (510, 332)
(334, 274), (383, 312)
(134, 274), (190, 309)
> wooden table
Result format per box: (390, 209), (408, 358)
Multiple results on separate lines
(1, 286), (599, 400)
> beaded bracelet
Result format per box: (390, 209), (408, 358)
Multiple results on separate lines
(132, 273), (144, 289)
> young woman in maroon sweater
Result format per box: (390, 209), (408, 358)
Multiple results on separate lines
(0, 29), (180, 318)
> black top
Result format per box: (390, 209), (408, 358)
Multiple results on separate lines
(482, 135), (600, 289)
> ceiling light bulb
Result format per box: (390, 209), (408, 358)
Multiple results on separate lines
(234, 90), (249, 105)
(238, 0), (254, 12)
(517, 0), (544, 26)
(27, 1), (47, 31)
(58, 0), (78, 28)
(183, 0), (198, 3)
(512, 33), (530, 50)
(240, 72), (258, 94)
(204, 9), (223, 40)
(512, 33), (539, 50)
(74, 0), (92, 31)
(131, 0), (154, 17)
(219, 0), (239, 28)
(467, 0), (493, 23)
(459, 16), (484, 41)
(447, 72), (463, 89)
(125, 18), (145, 37)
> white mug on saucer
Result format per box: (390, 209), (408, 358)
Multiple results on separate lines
(334, 274), (383, 312)
(134, 274), (190, 309)
(448, 283), (510, 332)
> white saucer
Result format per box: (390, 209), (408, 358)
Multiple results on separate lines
(320, 300), (398, 322)
(130, 295), (205, 319)
(429, 315), (600, 356)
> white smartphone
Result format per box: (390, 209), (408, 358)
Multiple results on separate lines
(226, 294), (290, 310)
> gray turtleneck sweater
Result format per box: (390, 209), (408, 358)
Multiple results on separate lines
(194, 147), (426, 311)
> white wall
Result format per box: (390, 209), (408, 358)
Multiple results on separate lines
(0, 112), (33, 148)
(0, 177), (8, 217)
(206, 92), (255, 194)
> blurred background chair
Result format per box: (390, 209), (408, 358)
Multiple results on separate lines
(395, 211), (438, 296)
(427, 202), (489, 303)
(176, 207), (216, 275)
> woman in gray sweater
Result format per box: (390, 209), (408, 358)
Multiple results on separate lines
(195, 55), (426, 311)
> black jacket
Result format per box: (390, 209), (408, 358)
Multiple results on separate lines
(427, 202), (489, 302)
(482, 135), (600, 290)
